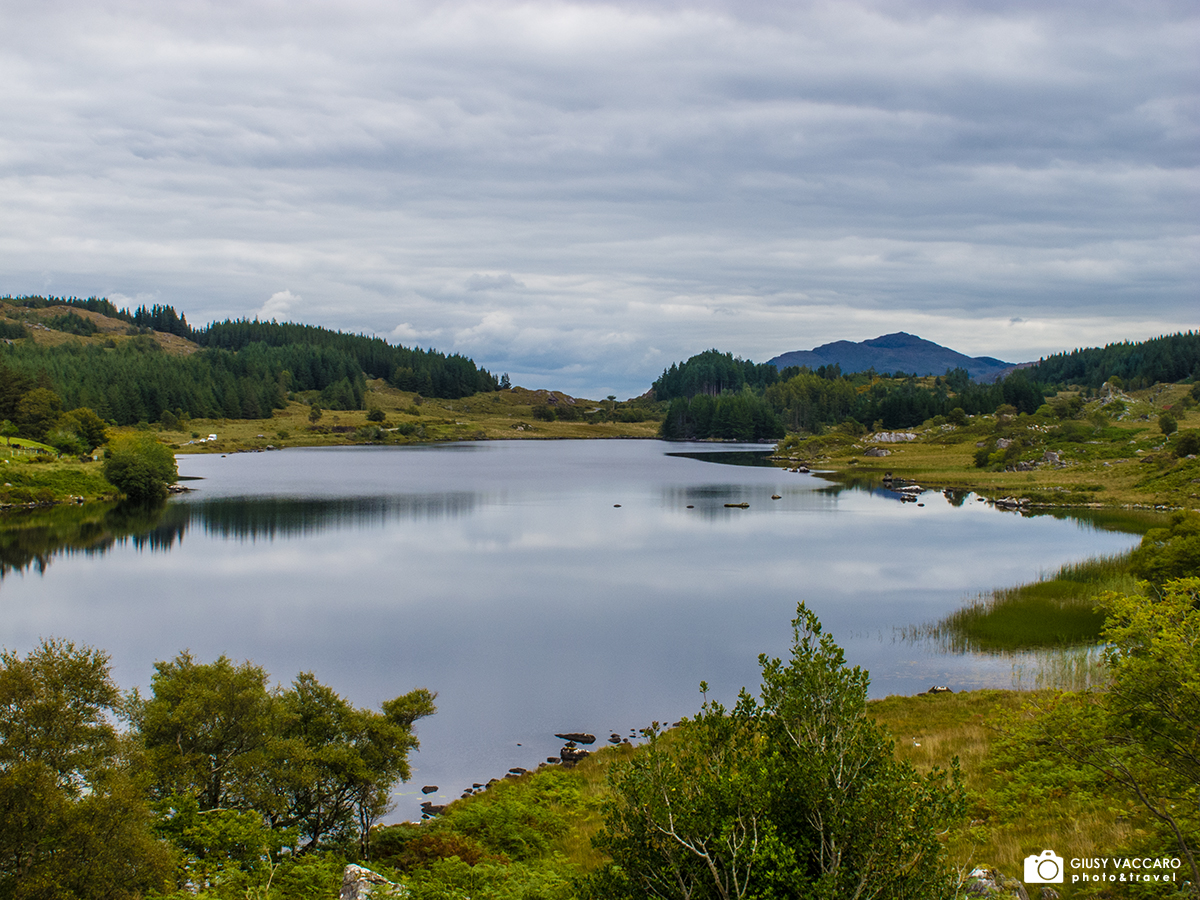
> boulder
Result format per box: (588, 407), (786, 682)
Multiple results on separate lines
(561, 746), (591, 765)
(923, 685), (954, 695)
(421, 785), (438, 794)
(340, 864), (400, 900)
(864, 447), (891, 457)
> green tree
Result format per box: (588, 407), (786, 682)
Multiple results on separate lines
(0, 420), (16, 446)
(591, 603), (964, 899)
(14, 386), (63, 441)
(136, 652), (278, 815)
(0, 640), (173, 898)
(1160, 412), (1178, 435)
(102, 432), (178, 502)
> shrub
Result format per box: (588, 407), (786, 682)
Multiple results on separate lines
(1173, 429), (1200, 457)
(102, 434), (177, 503)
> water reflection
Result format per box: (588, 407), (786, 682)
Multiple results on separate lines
(0, 493), (484, 577)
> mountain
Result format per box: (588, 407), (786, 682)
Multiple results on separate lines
(767, 332), (1017, 381)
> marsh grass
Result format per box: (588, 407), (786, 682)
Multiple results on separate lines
(926, 554), (1137, 653)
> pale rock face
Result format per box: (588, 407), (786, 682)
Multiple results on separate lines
(340, 864), (402, 900)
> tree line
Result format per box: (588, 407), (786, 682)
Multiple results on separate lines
(1022, 330), (1200, 390)
(654, 348), (1049, 439)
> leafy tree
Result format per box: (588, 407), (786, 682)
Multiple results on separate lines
(591, 603), (964, 899)
(136, 652), (278, 815)
(0, 640), (173, 898)
(1160, 412), (1178, 435)
(135, 653), (436, 863)
(102, 432), (178, 503)
(0, 420), (17, 446)
(59, 407), (109, 451)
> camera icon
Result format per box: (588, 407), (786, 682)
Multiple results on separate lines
(1024, 850), (1064, 883)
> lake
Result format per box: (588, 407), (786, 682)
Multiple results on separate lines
(0, 439), (1141, 820)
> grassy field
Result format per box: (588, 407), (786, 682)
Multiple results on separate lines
(148, 381), (661, 453)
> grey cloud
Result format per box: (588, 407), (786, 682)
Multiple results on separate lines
(0, 0), (1195, 398)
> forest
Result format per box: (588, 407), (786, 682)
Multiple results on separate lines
(0, 296), (499, 429)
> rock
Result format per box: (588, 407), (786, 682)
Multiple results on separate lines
(421, 785), (438, 794)
(508, 767), (529, 775)
(964, 866), (1029, 899)
(1042, 450), (1062, 465)
(723, 502), (749, 508)
(340, 864), (399, 900)
(996, 438), (1014, 449)
(554, 732), (596, 744)
(1039, 889), (1061, 900)
(864, 447), (891, 457)
(873, 432), (917, 443)
(560, 746), (591, 765)
(923, 685), (953, 694)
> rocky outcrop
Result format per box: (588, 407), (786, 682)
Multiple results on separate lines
(963, 866), (1029, 898)
(340, 864), (401, 900)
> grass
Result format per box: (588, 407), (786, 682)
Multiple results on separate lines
(924, 554), (1139, 653)
(871, 690), (1140, 897)
(0, 455), (117, 506)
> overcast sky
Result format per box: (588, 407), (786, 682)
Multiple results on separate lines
(1, 0), (1196, 398)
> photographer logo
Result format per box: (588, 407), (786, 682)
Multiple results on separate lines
(1025, 850), (1064, 884)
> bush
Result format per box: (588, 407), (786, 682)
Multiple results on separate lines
(102, 434), (177, 503)
(1173, 429), (1200, 457)
(1160, 412), (1178, 435)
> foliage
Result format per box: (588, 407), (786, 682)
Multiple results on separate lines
(1161, 412), (1178, 435)
(1174, 429), (1200, 457)
(46, 311), (99, 336)
(590, 603), (965, 899)
(1022, 330), (1200, 389)
(102, 432), (178, 502)
(989, 580), (1200, 892)
(660, 392), (785, 441)
(0, 640), (173, 898)
(132, 652), (436, 865)
(653, 350), (782, 401)
(1129, 511), (1200, 588)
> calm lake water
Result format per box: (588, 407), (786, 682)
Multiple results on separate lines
(0, 440), (1141, 819)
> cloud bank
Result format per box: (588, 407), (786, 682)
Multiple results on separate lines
(1, 0), (1195, 396)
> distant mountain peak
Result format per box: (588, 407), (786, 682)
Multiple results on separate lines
(767, 333), (1017, 381)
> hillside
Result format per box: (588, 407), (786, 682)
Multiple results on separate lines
(767, 332), (1017, 380)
